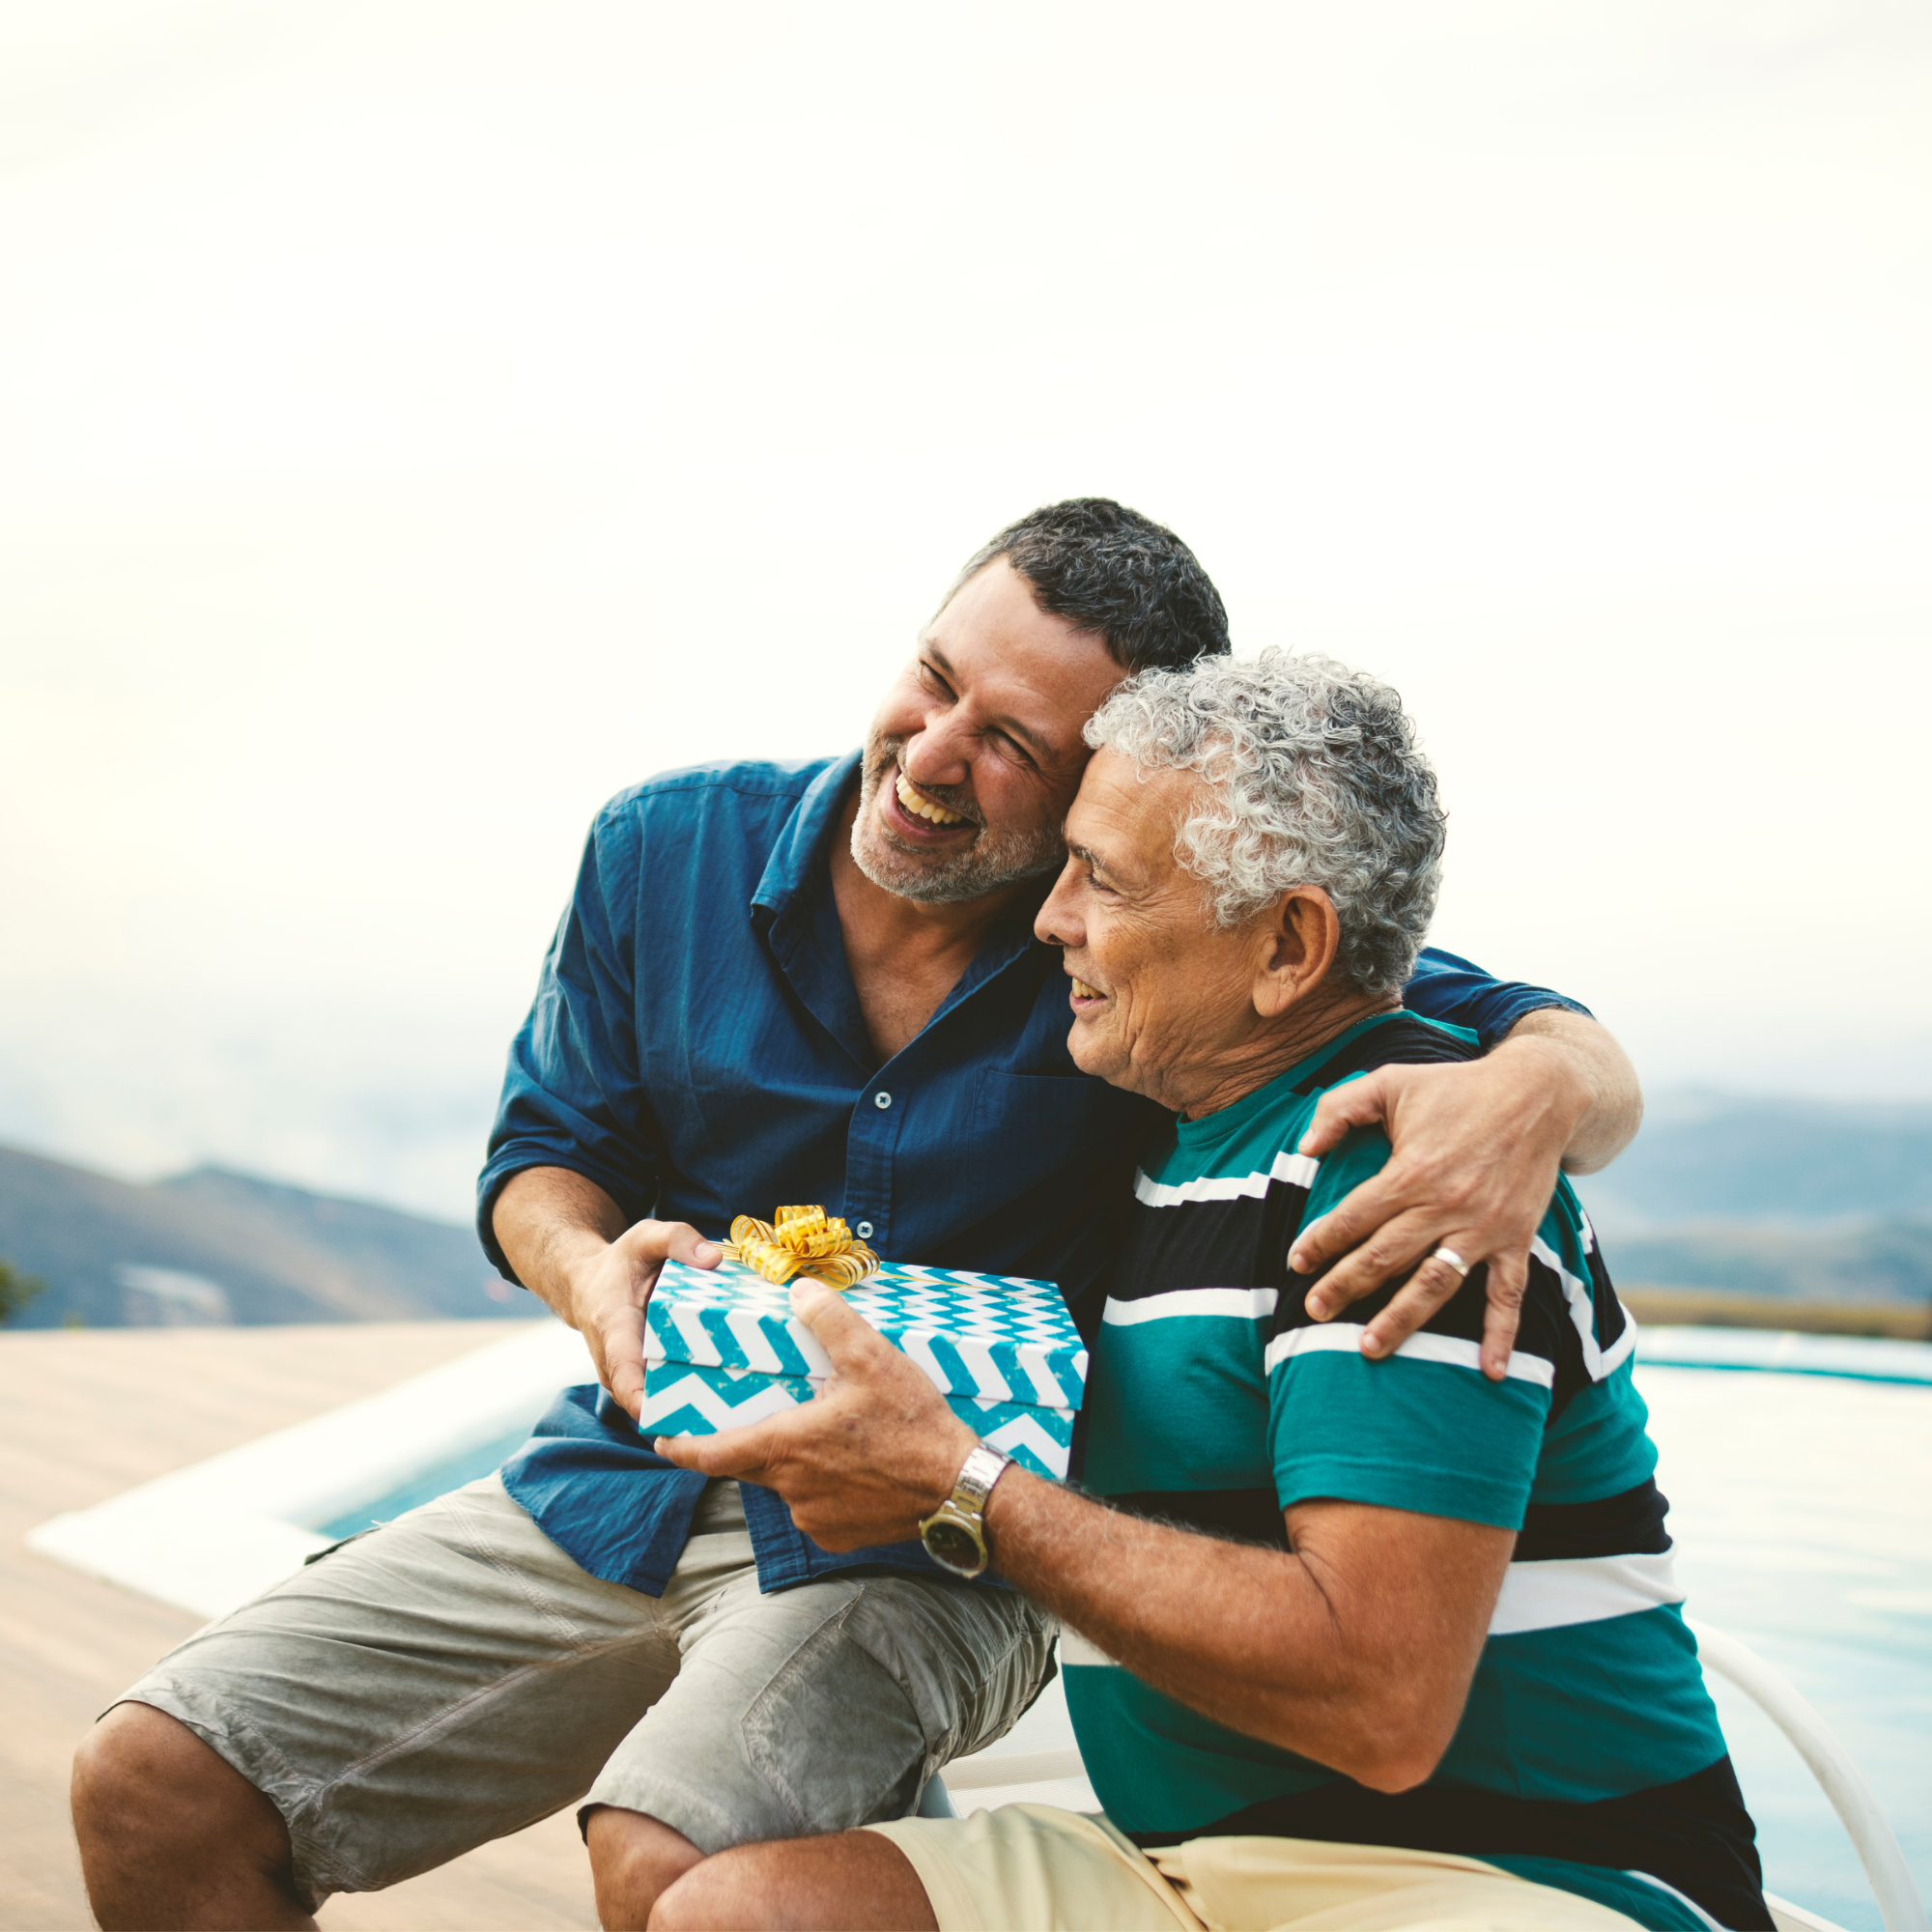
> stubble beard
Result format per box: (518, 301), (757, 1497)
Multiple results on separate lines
(848, 730), (1065, 906)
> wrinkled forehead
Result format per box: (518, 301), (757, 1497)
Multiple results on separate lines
(1066, 752), (1207, 876)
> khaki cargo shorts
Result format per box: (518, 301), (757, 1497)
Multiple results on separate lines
(117, 1473), (1055, 1910)
(865, 1806), (1655, 1932)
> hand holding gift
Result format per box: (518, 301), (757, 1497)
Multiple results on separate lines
(641, 1206), (1087, 1479)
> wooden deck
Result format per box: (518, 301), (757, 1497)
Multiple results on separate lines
(0, 1322), (599, 1931)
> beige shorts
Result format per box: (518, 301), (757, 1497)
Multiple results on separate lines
(117, 1473), (1054, 1911)
(865, 1804), (1652, 1932)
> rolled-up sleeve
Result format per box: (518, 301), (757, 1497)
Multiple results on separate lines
(1404, 946), (1592, 1050)
(476, 798), (659, 1283)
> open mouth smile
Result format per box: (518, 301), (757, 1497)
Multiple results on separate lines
(1068, 976), (1107, 1010)
(889, 768), (973, 835)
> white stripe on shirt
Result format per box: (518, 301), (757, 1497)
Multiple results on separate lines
(1264, 1321), (1555, 1387)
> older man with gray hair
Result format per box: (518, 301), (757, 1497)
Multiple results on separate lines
(648, 650), (1767, 1932)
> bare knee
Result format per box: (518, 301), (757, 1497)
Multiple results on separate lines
(73, 1703), (298, 1926)
(585, 1806), (705, 1931)
(75, 1703), (271, 1842)
(650, 1834), (937, 1932)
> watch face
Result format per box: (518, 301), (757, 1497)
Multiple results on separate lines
(923, 1518), (982, 1573)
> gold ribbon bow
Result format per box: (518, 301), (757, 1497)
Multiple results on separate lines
(722, 1205), (880, 1291)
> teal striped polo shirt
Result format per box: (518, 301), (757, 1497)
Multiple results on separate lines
(1065, 1009), (1766, 1932)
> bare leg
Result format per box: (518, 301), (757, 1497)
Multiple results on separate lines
(72, 1703), (316, 1931)
(585, 1806), (709, 1930)
(649, 1833), (938, 1932)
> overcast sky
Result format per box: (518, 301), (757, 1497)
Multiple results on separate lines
(2, 0), (1928, 1221)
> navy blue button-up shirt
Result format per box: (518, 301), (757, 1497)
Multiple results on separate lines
(480, 753), (1587, 1597)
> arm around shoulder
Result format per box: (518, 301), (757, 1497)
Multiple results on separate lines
(1501, 1008), (1642, 1177)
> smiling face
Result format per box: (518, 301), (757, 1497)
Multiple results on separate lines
(1034, 753), (1264, 1108)
(850, 559), (1126, 905)
(1036, 750), (1371, 1117)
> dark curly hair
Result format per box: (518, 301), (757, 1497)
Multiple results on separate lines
(952, 497), (1230, 674)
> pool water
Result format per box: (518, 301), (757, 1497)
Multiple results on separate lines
(317, 1421), (541, 1540)
(319, 1358), (1931, 1930)
(1639, 1364), (1931, 1931)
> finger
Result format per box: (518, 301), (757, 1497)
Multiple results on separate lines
(601, 1298), (648, 1418)
(1298, 1205), (1446, 1321)
(1290, 1167), (1418, 1280)
(1294, 1070), (1394, 1159)
(787, 1279), (890, 1366)
(1478, 1248), (1528, 1381)
(1357, 1244), (1479, 1359)
(1295, 1184), (1436, 1311)
(619, 1218), (723, 1271)
(654, 1416), (784, 1479)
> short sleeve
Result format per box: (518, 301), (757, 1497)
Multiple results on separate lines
(1266, 1129), (1550, 1529)
(475, 798), (660, 1282)
(1405, 946), (1592, 1050)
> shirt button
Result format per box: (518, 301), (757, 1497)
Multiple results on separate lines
(856, 1221), (873, 1239)
(874, 1091), (892, 1109)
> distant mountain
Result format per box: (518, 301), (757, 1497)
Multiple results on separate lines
(0, 1143), (533, 1328)
(1575, 1092), (1932, 1306)
(10, 1087), (1931, 1324)
(1605, 1217), (1932, 1304)
(1579, 1093), (1932, 1229)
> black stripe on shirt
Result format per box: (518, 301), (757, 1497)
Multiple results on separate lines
(1106, 1181), (1308, 1304)
(1103, 1487), (1289, 1549)
(1130, 1754), (1769, 1931)
(1289, 1013), (1483, 1091)
(1516, 1479), (1672, 1561)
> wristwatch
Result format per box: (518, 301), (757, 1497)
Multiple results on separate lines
(918, 1442), (1013, 1578)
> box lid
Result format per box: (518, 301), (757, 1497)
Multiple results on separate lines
(644, 1256), (1088, 1410)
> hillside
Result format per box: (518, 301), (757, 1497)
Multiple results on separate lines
(6, 1087), (1930, 1324)
(0, 1144), (530, 1329)
(1606, 1217), (1932, 1304)
(1574, 1093), (1932, 1306)
(1579, 1093), (1932, 1228)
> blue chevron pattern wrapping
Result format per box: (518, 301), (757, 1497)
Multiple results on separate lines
(637, 1362), (1078, 1480)
(641, 1255), (1087, 1478)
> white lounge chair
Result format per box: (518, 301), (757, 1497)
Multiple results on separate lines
(924, 1622), (1929, 1932)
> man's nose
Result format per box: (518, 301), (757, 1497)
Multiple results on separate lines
(1034, 865), (1083, 949)
(902, 709), (974, 789)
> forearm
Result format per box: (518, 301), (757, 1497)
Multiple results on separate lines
(983, 1476), (1466, 1790)
(492, 1166), (628, 1321)
(1501, 1009), (1642, 1176)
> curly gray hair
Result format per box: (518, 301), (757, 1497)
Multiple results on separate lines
(1083, 649), (1446, 997)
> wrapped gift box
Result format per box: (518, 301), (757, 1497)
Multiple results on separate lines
(639, 1257), (1087, 1479)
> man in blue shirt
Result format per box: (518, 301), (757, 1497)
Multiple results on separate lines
(74, 501), (1642, 1932)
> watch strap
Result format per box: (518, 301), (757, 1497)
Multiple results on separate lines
(950, 1442), (1012, 1514)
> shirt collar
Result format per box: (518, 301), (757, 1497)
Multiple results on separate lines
(1172, 1009), (1409, 1152)
(749, 747), (1051, 1037)
(752, 750), (863, 922)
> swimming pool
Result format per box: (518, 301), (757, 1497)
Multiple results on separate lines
(310, 1339), (1932, 1930)
(1637, 1360), (1930, 1930)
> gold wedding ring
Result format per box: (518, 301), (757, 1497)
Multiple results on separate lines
(1432, 1246), (1470, 1277)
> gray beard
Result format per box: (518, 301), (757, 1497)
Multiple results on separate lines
(848, 739), (1065, 906)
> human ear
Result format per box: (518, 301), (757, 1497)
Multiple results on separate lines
(1252, 889), (1341, 1016)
